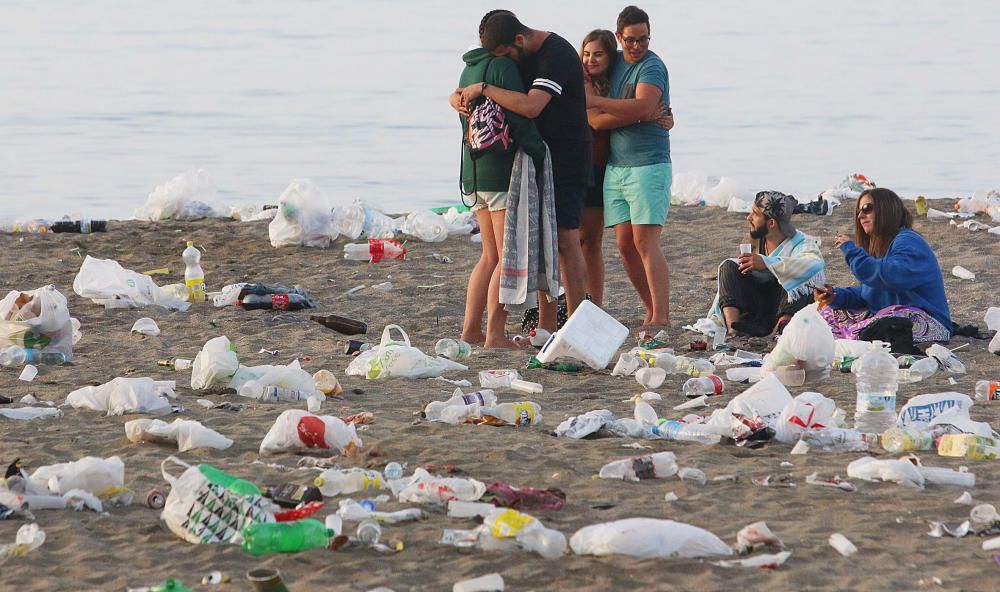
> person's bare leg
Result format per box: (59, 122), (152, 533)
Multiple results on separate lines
(558, 227), (587, 316)
(579, 207), (605, 307)
(631, 224), (670, 327)
(460, 208), (496, 344)
(485, 209), (520, 349)
(722, 306), (744, 335)
(614, 222), (653, 325)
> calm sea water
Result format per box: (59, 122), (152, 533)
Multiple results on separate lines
(1, 1), (998, 220)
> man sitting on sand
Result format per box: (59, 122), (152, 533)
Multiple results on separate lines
(708, 191), (826, 336)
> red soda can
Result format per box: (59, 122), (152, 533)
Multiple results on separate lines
(146, 488), (165, 509)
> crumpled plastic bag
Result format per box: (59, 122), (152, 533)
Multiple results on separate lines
(847, 456), (924, 489)
(774, 391), (843, 444)
(268, 179), (333, 248)
(0, 523), (45, 564)
(399, 211), (449, 242)
(986, 307), (1000, 355)
(707, 373), (792, 439)
(897, 392), (973, 430)
(0, 407), (62, 420)
(73, 256), (190, 310)
(330, 201), (365, 240)
(30, 456), (125, 497)
(229, 359), (315, 395)
(346, 325), (467, 380)
(258, 409), (361, 455)
(359, 201), (397, 239)
(65, 377), (174, 416)
(555, 409), (616, 439)
(125, 418), (233, 452)
(570, 518), (734, 559)
(0, 285), (77, 356)
(130, 317), (160, 336)
(136, 168), (227, 221)
(927, 343), (966, 374)
(762, 304), (835, 375)
(441, 206), (477, 234)
(929, 406), (997, 438)
(391, 467), (486, 505)
(191, 336), (240, 391)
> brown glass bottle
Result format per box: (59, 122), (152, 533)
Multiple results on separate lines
(309, 314), (368, 335)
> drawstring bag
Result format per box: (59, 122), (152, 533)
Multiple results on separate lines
(160, 456), (273, 545)
(459, 58), (513, 201)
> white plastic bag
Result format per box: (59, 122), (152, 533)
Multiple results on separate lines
(847, 457), (924, 489)
(555, 409), (616, 439)
(268, 179), (333, 248)
(73, 256), (190, 310)
(763, 304), (835, 375)
(392, 468), (486, 505)
(345, 325), (467, 380)
(927, 343), (966, 374)
(706, 373), (792, 439)
(137, 169), (226, 221)
(400, 211), (449, 242)
(360, 202), (397, 239)
(65, 377), (173, 416)
(775, 392), (841, 444)
(191, 336), (240, 391)
(125, 418), (233, 452)
(258, 409), (361, 455)
(228, 359), (315, 393)
(0, 407), (62, 420)
(570, 518), (733, 559)
(30, 456), (125, 496)
(130, 317), (160, 336)
(330, 202), (365, 240)
(0, 523), (46, 563)
(897, 392), (973, 430)
(0, 285), (76, 356)
(702, 177), (741, 208)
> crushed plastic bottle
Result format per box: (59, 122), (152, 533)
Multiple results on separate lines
(682, 375), (724, 397)
(423, 388), (497, 423)
(343, 239), (406, 262)
(938, 434), (1000, 461)
(598, 451), (678, 481)
(479, 402), (542, 426)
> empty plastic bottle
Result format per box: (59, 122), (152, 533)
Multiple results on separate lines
(852, 341), (898, 433)
(479, 402), (542, 426)
(314, 468), (386, 496)
(482, 508), (567, 559)
(659, 354), (715, 377)
(897, 356), (938, 383)
(343, 240), (406, 262)
(0, 346), (69, 367)
(238, 382), (317, 402)
(882, 427), (936, 453)
(938, 434), (1000, 461)
(527, 357), (586, 372)
(649, 420), (721, 444)
(238, 519), (335, 555)
(423, 389), (497, 422)
(198, 464), (261, 496)
(800, 428), (879, 452)
(598, 451), (678, 481)
(682, 375), (724, 397)
(434, 338), (471, 360)
(383, 462), (404, 480)
(528, 329), (551, 347)
(356, 518), (382, 545)
(182, 241), (206, 303)
(157, 357), (192, 371)
(975, 380), (1000, 402)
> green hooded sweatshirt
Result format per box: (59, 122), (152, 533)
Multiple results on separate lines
(459, 48), (546, 194)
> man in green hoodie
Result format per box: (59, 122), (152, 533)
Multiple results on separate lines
(458, 44), (546, 348)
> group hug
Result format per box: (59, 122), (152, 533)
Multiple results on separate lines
(450, 7), (951, 351)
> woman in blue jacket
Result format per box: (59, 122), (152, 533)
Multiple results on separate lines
(815, 187), (951, 343)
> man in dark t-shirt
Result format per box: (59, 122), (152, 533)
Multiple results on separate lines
(454, 11), (591, 330)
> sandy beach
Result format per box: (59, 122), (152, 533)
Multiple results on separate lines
(1, 198), (998, 591)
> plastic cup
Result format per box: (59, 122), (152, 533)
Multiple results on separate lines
(635, 367), (667, 389)
(246, 568), (289, 592)
(970, 504), (999, 528)
(18, 364), (38, 382)
(739, 243), (752, 255)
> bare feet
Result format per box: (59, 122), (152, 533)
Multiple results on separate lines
(483, 337), (526, 350)
(461, 331), (486, 346)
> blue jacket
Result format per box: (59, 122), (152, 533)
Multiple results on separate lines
(831, 229), (951, 330)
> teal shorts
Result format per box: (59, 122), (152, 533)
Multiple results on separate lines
(603, 162), (672, 227)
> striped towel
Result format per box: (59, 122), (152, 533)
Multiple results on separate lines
(499, 146), (559, 312)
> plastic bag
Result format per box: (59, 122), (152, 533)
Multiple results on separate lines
(706, 373), (792, 439)
(130, 317), (160, 336)
(570, 518), (733, 559)
(775, 392), (841, 444)
(702, 177), (741, 208)
(0, 407), (62, 420)
(258, 409), (361, 455)
(345, 325), (467, 380)
(160, 456), (273, 544)
(392, 468), (486, 505)
(73, 256), (190, 310)
(0, 524), (46, 564)
(929, 406), (996, 438)
(30, 456), (125, 496)
(554, 409), (616, 439)
(897, 392), (973, 430)
(65, 377), (173, 416)
(926, 343), (966, 374)
(268, 179), (333, 248)
(846, 457), (924, 489)
(399, 211), (449, 242)
(191, 336), (240, 391)
(229, 359), (315, 394)
(0, 285), (76, 357)
(136, 169), (226, 221)
(125, 418), (233, 452)
(763, 304), (835, 375)
(360, 202), (397, 239)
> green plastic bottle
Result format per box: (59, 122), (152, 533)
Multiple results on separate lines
(527, 357), (585, 372)
(239, 519), (335, 555)
(198, 464), (261, 496)
(151, 579), (192, 592)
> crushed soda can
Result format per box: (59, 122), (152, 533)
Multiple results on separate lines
(145, 488), (165, 509)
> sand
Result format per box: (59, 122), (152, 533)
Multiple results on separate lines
(1, 199), (998, 591)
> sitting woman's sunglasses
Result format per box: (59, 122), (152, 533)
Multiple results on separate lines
(857, 203), (875, 214)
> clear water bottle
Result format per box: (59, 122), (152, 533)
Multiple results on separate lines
(649, 420), (721, 444)
(801, 428), (879, 452)
(852, 341), (898, 433)
(598, 451), (678, 480)
(682, 375), (724, 397)
(383, 462), (404, 480)
(434, 338), (471, 360)
(182, 241), (206, 302)
(479, 402), (542, 426)
(0, 346), (69, 366)
(423, 388), (497, 421)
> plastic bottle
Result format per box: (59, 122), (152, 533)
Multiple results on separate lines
(157, 357), (193, 371)
(479, 402), (542, 426)
(662, 355), (715, 377)
(897, 356), (938, 383)
(238, 382), (316, 402)
(182, 242), (206, 303)
(882, 427), (936, 453)
(649, 420), (722, 445)
(938, 434), (1000, 460)
(198, 464), (261, 496)
(682, 375), (724, 397)
(343, 240), (406, 262)
(423, 389), (497, 421)
(434, 338), (471, 360)
(800, 428), (879, 452)
(383, 462), (404, 480)
(852, 341), (898, 433)
(0, 346), (69, 366)
(975, 380), (1000, 402)
(314, 468), (386, 496)
(238, 519), (335, 555)
(598, 451), (678, 481)
(238, 293), (312, 311)
(356, 518), (382, 545)
(309, 314), (368, 335)
(482, 509), (567, 559)
(529, 329), (551, 347)
(527, 357), (586, 372)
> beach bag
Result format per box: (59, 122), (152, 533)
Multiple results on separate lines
(346, 325), (466, 380)
(160, 456), (273, 545)
(0, 285), (75, 356)
(459, 58), (512, 198)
